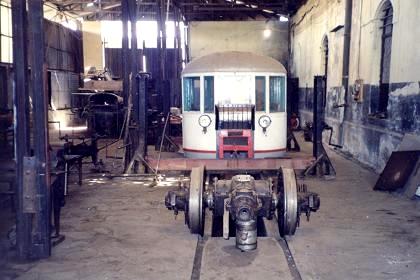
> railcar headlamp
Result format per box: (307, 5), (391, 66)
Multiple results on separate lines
(258, 115), (272, 133)
(198, 114), (212, 133)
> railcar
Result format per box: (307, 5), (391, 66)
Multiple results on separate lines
(181, 51), (287, 159)
(164, 52), (320, 252)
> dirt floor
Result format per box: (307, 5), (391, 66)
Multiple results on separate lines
(0, 134), (419, 280)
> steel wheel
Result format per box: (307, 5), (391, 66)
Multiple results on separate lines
(278, 168), (298, 237)
(188, 166), (205, 235)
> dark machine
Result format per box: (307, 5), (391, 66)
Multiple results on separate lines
(86, 93), (124, 138)
(165, 166), (320, 251)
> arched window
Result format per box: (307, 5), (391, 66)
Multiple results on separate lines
(378, 1), (393, 114)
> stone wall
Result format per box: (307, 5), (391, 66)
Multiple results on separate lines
(290, 0), (420, 172)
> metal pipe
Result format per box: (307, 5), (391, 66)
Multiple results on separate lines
(155, 112), (171, 175)
(339, 0), (353, 146)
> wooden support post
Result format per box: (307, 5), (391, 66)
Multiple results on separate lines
(12, 0), (32, 260)
(28, 0), (51, 258)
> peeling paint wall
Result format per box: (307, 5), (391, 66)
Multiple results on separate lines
(189, 21), (289, 67)
(290, 0), (420, 172)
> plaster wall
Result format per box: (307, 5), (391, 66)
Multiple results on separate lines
(189, 21), (289, 67)
(290, 0), (420, 171)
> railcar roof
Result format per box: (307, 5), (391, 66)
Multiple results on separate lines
(182, 51), (287, 75)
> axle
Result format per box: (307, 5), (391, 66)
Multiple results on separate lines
(164, 167), (320, 251)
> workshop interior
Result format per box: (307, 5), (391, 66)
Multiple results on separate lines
(0, 1), (419, 279)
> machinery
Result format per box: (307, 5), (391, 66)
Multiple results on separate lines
(165, 166), (320, 251)
(86, 92), (124, 138)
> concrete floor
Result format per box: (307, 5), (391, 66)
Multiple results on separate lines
(1, 136), (419, 280)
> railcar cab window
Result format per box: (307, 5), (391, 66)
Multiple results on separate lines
(183, 77), (200, 111)
(255, 76), (266, 112)
(204, 76), (214, 113)
(269, 76), (286, 112)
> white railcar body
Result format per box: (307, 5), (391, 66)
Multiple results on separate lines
(181, 51), (288, 159)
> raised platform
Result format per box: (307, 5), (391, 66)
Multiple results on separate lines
(146, 156), (315, 171)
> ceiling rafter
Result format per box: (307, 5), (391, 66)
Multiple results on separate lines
(44, 0), (299, 21)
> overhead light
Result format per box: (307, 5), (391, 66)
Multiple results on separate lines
(60, 126), (88, 132)
(279, 15), (289, 22)
(87, 2), (95, 8)
(263, 29), (271, 38)
(262, 9), (274, 14)
(250, 4), (258, 9)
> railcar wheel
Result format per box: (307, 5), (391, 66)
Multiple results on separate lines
(187, 166), (205, 235)
(278, 168), (298, 237)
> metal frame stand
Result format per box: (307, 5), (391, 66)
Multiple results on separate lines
(302, 76), (336, 179)
(124, 74), (150, 174)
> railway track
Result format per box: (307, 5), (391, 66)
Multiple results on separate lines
(189, 216), (303, 280)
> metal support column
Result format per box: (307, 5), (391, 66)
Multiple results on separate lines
(127, 0), (140, 171)
(173, 7), (182, 108)
(129, 0), (139, 95)
(137, 73), (148, 170)
(156, 0), (163, 84)
(157, 0), (170, 115)
(28, 0), (51, 258)
(122, 0), (130, 170)
(176, 8), (183, 78)
(12, 0), (31, 260)
(121, 0), (130, 108)
(160, 0), (167, 81)
(173, 8), (179, 79)
(184, 21), (190, 63)
(339, 0), (353, 146)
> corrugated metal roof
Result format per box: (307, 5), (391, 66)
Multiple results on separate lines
(182, 51), (287, 74)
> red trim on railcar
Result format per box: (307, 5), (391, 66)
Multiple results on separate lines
(254, 148), (287, 153)
(183, 147), (217, 154)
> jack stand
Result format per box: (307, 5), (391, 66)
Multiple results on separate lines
(302, 147), (336, 179)
(124, 147), (155, 174)
(301, 76), (336, 179)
